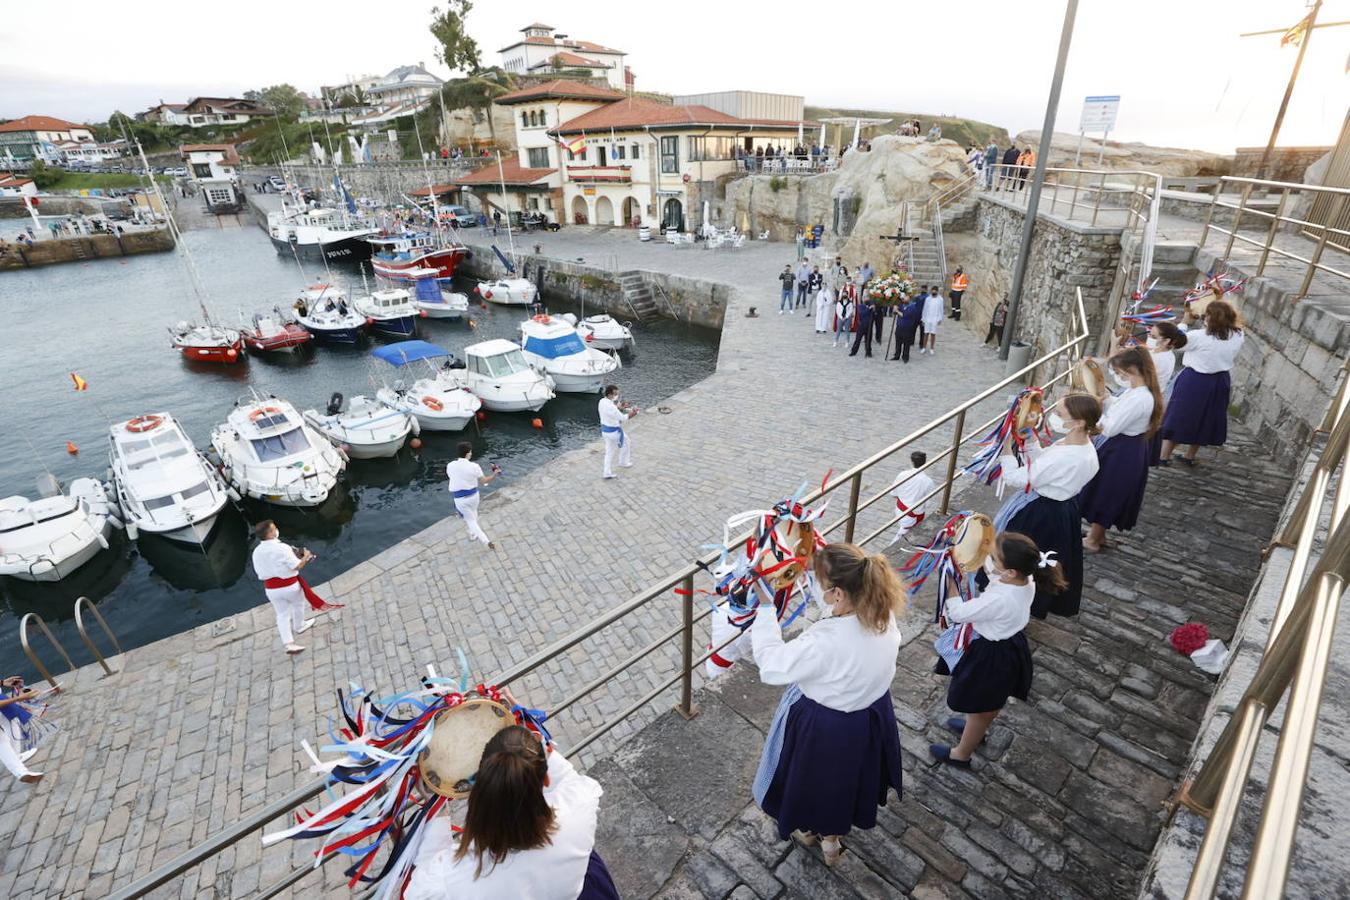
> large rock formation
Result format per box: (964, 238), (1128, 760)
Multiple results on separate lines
(1012, 130), (1231, 177)
(720, 135), (969, 267)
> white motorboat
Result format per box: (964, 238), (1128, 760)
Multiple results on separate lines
(463, 338), (555, 412)
(210, 396), (345, 507)
(293, 283), (368, 345)
(0, 476), (120, 582)
(408, 268), (469, 320)
(519, 314), (620, 394)
(352, 288), (420, 337)
(108, 412), (233, 543)
(303, 393), (416, 459)
(474, 277), (537, 307)
(371, 341), (482, 431)
(560, 312), (635, 352)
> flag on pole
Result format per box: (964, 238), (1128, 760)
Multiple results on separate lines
(69, 372), (88, 392)
(1281, 12), (1313, 47)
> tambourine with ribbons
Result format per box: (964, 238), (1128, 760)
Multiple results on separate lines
(962, 388), (1052, 492)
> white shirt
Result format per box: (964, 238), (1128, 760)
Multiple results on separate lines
(405, 750), (602, 900)
(252, 539), (300, 581)
(1099, 385), (1155, 438)
(1180, 329), (1244, 374)
(835, 298), (853, 319)
(597, 397), (630, 429)
(750, 608), (901, 712)
(999, 441), (1099, 501)
(446, 458), (484, 492)
(922, 292), (944, 324)
(1151, 347), (1177, 388)
(892, 468), (936, 515)
(947, 577), (1033, 641)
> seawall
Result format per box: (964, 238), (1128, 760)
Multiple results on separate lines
(0, 228), (175, 271)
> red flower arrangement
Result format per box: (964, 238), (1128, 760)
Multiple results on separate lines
(1170, 623), (1209, 655)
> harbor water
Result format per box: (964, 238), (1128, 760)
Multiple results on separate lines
(0, 225), (719, 679)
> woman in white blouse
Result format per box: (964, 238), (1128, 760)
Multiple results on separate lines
(991, 393), (1102, 618)
(1160, 300), (1244, 467)
(405, 724), (618, 900)
(1079, 348), (1164, 553)
(750, 543), (904, 867)
(930, 532), (1067, 768)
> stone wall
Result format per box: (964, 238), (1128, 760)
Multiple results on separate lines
(1231, 145), (1333, 182)
(0, 228), (174, 271)
(244, 160), (486, 203)
(0, 196), (131, 219)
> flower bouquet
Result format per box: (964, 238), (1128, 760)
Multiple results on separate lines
(865, 272), (915, 307)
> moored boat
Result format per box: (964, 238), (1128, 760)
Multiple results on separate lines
(353, 287), (420, 337)
(560, 312), (635, 352)
(303, 393), (416, 459)
(474, 277), (537, 307)
(371, 341), (482, 431)
(408, 268), (469, 320)
(463, 338), (555, 412)
(170, 322), (244, 364)
(107, 412), (232, 543)
(210, 396), (345, 507)
(267, 203), (377, 263)
(293, 283), (367, 345)
(0, 476), (120, 582)
(519, 314), (620, 394)
(367, 232), (469, 281)
(242, 310), (313, 353)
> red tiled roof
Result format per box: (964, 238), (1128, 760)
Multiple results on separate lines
(410, 183), (460, 197)
(0, 173), (34, 187)
(552, 97), (742, 134)
(495, 79), (626, 106)
(569, 40), (623, 55)
(544, 51), (606, 68)
(455, 159), (555, 186)
(0, 115), (85, 134)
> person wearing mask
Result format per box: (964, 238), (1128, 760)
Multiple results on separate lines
(920, 285), (945, 355)
(833, 282), (854, 348)
(598, 384), (637, 479)
(778, 265), (796, 314)
(1079, 348), (1164, 553)
(807, 266), (825, 324)
(750, 543), (904, 865)
(986, 394), (1102, 618)
(1159, 301), (1243, 467)
(999, 146), (1020, 191)
(447, 442), (500, 549)
(795, 259), (812, 310)
(891, 293), (924, 363)
(985, 295), (1010, 348)
(949, 267), (970, 321)
(406, 719), (619, 899)
(983, 140), (999, 189)
(814, 280), (834, 334)
(251, 519), (330, 655)
(849, 297), (876, 358)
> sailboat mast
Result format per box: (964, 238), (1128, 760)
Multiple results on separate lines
(134, 139), (213, 323)
(412, 108), (441, 231)
(496, 150), (517, 264)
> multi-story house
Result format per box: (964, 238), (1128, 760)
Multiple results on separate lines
(0, 115), (96, 163)
(499, 24), (630, 91)
(180, 97), (274, 129)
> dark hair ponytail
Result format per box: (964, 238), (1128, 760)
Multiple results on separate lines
(997, 532), (1067, 594)
(455, 725), (557, 877)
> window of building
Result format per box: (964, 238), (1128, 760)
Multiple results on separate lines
(528, 197), (539, 210)
(192, 163), (212, 178)
(631, 144), (640, 160)
(527, 147), (549, 168)
(687, 135), (735, 162)
(613, 145), (626, 160)
(660, 136), (678, 174)
(521, 111), (529, 127)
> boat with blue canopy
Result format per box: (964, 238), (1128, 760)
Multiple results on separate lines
(370, 341), (481, 431)
(518, 315), (618, 394)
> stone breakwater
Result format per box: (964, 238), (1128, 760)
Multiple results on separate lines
(0, 228), (175, 271)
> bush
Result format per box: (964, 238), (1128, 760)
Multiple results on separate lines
(26, 160), (61, 189)
(769, 176), (786, 193)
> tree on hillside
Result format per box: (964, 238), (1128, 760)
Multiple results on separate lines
(440, 67), (515, 151)
(259, 84), (305, 118)
(334, 85), (368, 109)
(430, 0), (481, 75)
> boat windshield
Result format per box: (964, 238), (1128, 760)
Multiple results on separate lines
(121, 430), (191, 470)
(250, 428), (310, 462)
(0, 504), (76, 533)
(524, 332), (586, 359)
(487, 350), (528, 377)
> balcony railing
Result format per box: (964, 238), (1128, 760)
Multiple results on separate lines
(566, 165), (633, 183)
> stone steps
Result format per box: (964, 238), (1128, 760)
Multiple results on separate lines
(617, 271), (662, 322)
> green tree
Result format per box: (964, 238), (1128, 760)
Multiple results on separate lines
(439, 67), (515, 150)
(429, 0), (481, 75)
(27, 160), (61, 189)
(259, 84), (305, 119)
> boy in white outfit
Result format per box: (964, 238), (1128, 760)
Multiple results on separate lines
(446, 442), (499, 549)
(599, 384), (637, 478)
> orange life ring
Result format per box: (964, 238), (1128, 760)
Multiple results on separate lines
(125, 414), (163, 434)
(423, 396), (445, 412)
(532, 314), (551, 324)
(249, 405), (282, 421)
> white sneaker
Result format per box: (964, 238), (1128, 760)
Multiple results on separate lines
(619, 462), (634, 468)
(603, 473), (617, 479)
(298, 618), (316, 634)
(285, 643), (306, 655)
(778, 310), (784, 315)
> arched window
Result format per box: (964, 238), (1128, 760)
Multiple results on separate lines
(521, 111), (529, 128)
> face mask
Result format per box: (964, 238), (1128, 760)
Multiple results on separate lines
(1109, 369), (1128, 389)
(1145, 337), (1160, 350)
(983, 556), (999, 577)
(1046, 411), (1067, 434)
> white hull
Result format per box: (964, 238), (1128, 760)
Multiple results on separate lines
(1, 521), (110, 582)
(410, 410), (475, 431)
(212, 399), (345, 508)
(142, 514), (220, 545)
(474, 391), (551, 413)
(414, 303), (465, 320)
(479, 279), (537, 306)
(0, 478), (117, 582)
(303, 404), (413, 460)
(548, 372), (607, 394)
(586, 337), (629, 351)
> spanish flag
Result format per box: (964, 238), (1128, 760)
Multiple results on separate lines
(560, 132), (587, 155)
(70, 372), (88, 392)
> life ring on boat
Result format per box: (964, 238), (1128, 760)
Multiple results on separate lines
(531, 314), (551, 324)
(248, 406), (282, 421)
(125, 414), (164, 434)
(423, 396), (445, 412)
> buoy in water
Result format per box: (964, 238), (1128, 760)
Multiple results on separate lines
(65, 441), (79, 455)
(410, 437), (422, 449)
(475, 411), (486, 421)
(531, 417), (544, 430)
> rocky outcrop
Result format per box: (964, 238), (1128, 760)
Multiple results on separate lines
(720, 135), (970, 268)
(1013, 130), (1231, 177)
(440, 106), (518, 150)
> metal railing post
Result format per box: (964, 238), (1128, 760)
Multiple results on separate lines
(1223, 183), (1252, 263)
(19, 613), (73, 691)
(74, 596), (123, 677)
(1200, 181), (1221, 247)
(1256, 189), (1291, 276)
(939, 410), (966, 514)
(1091, 171), (1105, 226)
(676, 573), (698, 720)
(1299, 194), (1346, 299)
(844, 472), (862, 543)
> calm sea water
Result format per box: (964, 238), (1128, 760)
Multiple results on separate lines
(0, 225), (718, 679)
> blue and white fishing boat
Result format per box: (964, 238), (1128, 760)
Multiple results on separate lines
(371, 340), (482, 431)
(293, 283), (367, 345)
(408, 268), (469, 320)
(353, 287), (419, 337)
(519, 315), (619, 394)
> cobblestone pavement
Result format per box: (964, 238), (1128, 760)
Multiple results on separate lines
(595, 426), (1292, 899)
(0, 228), (1024, 897)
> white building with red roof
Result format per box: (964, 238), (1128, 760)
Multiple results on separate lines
(0, 115), (96, 163)
(499, 24), (630, 90)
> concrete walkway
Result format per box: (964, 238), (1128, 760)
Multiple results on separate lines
(0, 229), (1018, 898)
(594, 424), (1292, 899)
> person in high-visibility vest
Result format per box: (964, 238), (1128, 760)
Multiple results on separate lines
(949, 268), (970, 322)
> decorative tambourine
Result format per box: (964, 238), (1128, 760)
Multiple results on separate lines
(1014, 389), (1046, 431)
(950, 512), (995, 575)
(963, 388), (1052, 491)
(1069, 358), (1106, 398)
(418, 696), (515, 799)
(900, 511), (989, 612)
(1183, 271), (1244, 319)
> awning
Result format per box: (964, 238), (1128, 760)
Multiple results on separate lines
(370, 340), (452, 366)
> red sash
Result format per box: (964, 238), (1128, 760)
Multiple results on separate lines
(895, 499), (926, 524)
(263, 575), (343, 611)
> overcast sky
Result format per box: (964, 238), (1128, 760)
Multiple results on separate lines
(1, 0), (1345, 153)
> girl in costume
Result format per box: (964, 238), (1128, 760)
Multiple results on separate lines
(989, 393), (1101, 618)
(930, 532), (1066, 767)
(0, 676), (56, 784)
(1159, 300), (1244, 467)
(1079, 348), (1164, 553)
(405, 724), (619, 900)
(750, 543), (903, 867)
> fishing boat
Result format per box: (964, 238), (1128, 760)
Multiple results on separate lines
(474, 277), (537, 307)
(107, 412), (234, 543)
(372, 341), (482, 431)
(352, 287), (420, 337)
(303, 393), (416, 459)
(170, 322), (245, 363)
(293, 283), (367, 345)
(463, 338), (555, 412)
(267, 204), (377, 263)
(367, 232), (469, 281)
(559, 312), (635, 352)
(0, 475), (120, 582)
(519, 314), (620, 394)
(241, 309), (312, 353)
(408, 268), (469, 319)
(210, 395), (345, 507)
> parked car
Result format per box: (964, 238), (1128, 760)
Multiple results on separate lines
(443, 204), (476, 227)
(267, 175), (286, 191)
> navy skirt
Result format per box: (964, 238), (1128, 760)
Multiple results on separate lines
(1160, 368), (1230, 447)
(1079, 433), (1150, 531)
(989, 495), (1083, 618)
(934, 633), (1033, 713)
(759, 692), (902, 839)
(578, 851), (620, 899)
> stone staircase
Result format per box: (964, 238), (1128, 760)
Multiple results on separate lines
(905, 228), (946, 288)
(618, 271), (662, 322)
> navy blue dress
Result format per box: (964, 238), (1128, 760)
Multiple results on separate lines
(1079, 433), (1150, 531)
(1160, 367), (1231, 446)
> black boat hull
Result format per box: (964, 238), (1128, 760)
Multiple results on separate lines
(270, 234), (372, 264)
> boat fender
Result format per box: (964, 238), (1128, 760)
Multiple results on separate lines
(96, 533), (110, 551)
(125, 522), (139, 541)
(226, 486), (241, 502)
(106, 513), (124, 530)
(409, 418), (421, 436)
(483, 290), (493, 300)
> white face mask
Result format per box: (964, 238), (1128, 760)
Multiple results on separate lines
(1109, 369), (1128, 389)
(1046, 411), (1068, 434)
(983, 556), (999, 577)
(1145, 337), (1160, 350)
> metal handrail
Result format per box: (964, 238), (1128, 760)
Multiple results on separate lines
(74, 596), (124, 677)
(111, 288), (1091, 899)
(1178, 360), (1350, 899)
(19, 612), (74, 691)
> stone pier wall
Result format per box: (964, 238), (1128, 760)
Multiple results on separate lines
(243, 161), (485, 202)
(0, 228), (174, 271)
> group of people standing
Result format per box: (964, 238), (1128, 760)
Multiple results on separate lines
(968, 139), (1037, 191)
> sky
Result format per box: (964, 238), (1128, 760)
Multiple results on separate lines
(1, 0), (1346, 154)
